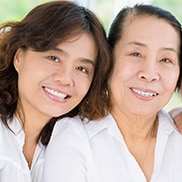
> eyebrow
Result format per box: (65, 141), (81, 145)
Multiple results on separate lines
(127, 41), (178, 53)
(127, 41), (146, 47)
(51, 47), (96, 67)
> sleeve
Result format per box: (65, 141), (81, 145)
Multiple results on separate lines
(169, 107), (182, 134)
(42, 118), (88, 182)
(43, 156), (87, 182)
(169, 107), (182, 118)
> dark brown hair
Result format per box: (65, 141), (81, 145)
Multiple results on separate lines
(0, 1), (112, 145)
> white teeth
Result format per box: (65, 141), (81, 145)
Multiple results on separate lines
(132, 88), (158, 97)
(44, 87), (67, 99)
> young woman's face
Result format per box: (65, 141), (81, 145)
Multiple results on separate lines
(109, 16), (180, 117)
(14, 33), (97, 121)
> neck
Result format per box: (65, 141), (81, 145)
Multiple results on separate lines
(15, 108), (51, 138)
(111, 110), (158, 140)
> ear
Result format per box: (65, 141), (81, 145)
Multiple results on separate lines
(14, 49), (24, 72)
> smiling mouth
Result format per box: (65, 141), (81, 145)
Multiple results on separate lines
(131, 88), (158, 97)
(43, 87), (69, 99)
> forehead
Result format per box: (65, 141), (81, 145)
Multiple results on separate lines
(120, 15), (180, 46)
(123, 15), (176, 34)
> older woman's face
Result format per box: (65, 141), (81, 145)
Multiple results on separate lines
(109, 16), (180, 116)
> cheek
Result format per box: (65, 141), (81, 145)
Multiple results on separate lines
(162, 71), (179, 91)
(76, 78), (92, 97)
(110, 64), (133, 86)
(18, 65), (49, 92)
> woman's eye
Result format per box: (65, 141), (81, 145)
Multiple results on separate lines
(131, 52), (141, 57)
(76, 66), (88, 73)
(48, 56), (60, 62)
(161, 58), (171, 63)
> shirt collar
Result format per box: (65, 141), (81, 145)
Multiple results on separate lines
(158, 109), (179, 135)
(8, 115), (23, 135)
(84, 110), (179, 139)
(84, 113), (120, 138)
(8, 115), (25, 148)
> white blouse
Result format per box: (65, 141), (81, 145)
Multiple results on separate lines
(0, 116), (45, 182)
(43, 110), (182, 182)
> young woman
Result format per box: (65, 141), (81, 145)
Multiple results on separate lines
(43, 4), (182, 182)
(0, 1), (111, 181)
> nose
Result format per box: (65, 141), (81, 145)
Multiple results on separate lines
(53, 66), (74, 86)
(138, 62), (160, 82)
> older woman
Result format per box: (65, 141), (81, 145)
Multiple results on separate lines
(43, 4), (182, 182)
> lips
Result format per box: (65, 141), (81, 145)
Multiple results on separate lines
(43, 86), (69, 99)
(131, 88), (158, 97)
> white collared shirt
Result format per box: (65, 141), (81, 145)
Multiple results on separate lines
(43, 110), (182, 182)
(84, 110), (182, 182)
(0, 116), (45, 182)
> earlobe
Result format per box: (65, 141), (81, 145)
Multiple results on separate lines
(14, 49), (23, 72)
